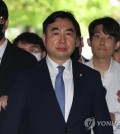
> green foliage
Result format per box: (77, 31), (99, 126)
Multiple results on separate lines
(3, 0), (120, 40)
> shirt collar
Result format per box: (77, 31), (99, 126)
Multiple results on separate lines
(90, 57), (115, 74)
(89, 57), (115, 87)
(46, 55), (72, 72)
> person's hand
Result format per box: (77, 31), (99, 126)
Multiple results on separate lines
(110, 112), (115, 123)
(117, 90), (120, 103)
(0, 95), (8, 111)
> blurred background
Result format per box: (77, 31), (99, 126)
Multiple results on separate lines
(4, 0), (120, 59)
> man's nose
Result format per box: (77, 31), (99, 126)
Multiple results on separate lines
(100, 37), (105, 45)
(59, 34), (66, 42)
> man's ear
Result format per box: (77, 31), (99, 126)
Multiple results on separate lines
(75, 37), (80, 47)
(75, 37), (84, 48)
(42, 51), (47, 58)
(42, 34), (46, 46)
(115, 41), (120, 50)
(80, 37), (84, 48)
(87, 38), (91, 47)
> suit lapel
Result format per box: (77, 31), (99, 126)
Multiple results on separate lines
(36, 59), (65, 123)
(35, 60), (86, 125)
(67, 61), (85, 124)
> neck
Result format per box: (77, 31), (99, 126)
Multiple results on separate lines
(93, 57), (111, 76)
(47, 55), (69, 65)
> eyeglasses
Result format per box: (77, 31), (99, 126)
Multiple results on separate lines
(0, 16), (5, 24)
(31, 48), (39, 53)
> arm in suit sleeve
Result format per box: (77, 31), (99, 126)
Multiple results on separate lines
(0, 74), (27, 134)
(93, 72), (114, 134)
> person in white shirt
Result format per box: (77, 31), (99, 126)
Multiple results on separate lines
(113, 45), (120, 63)
(85, 16), (120, 134)
(113, 27), (120, 63)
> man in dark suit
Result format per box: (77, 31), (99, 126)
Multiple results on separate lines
(0, 0), (37, 130)
(1, 11), (113, 134)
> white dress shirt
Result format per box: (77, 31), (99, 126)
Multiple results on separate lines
(46, 55), (74, 122)
(85, 58), (120, 134)
(0, 39), (8, 63)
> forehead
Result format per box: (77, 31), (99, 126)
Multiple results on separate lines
(94, 24), (104, 33)
(18, 42), (41, 50)
(18, 42), (33, 48)
(48, 18), (75, 30)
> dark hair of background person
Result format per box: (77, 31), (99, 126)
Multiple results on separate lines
(13, 32), (46, 52)
(0, 0), (8, 20)
(88, 16), (120, 41)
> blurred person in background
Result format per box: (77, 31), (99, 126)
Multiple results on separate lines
(113, 26), (120, 63)
(113, 36), (120, 104)
(77, 36), (89, 63)
(117, 90), (120, 103)
(71, 21), (88, 63)
(13, 32), (46, 61)
(85, 16), (120, 134)
(0, 0), (37, 131)
(113, 45), (120, 63)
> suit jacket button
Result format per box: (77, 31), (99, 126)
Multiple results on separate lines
(65, 127), (71, 132)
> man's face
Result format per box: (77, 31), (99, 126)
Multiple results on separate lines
(89, 24), (117, 60)
(42, 18), (77, 64)
(17, 42), (42, 54)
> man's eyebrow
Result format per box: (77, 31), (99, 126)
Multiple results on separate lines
(94, 31), (101, 34)
(66, 28), (74, 32)
(51, 27), (59, 31)
(51, 27), (74, 32)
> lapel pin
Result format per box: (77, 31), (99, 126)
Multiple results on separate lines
(80, 73), (82, 77)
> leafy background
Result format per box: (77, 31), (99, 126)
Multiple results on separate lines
(4, 0), (120, 58)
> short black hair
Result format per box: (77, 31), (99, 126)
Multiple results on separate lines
(13, 32), (46, 52)
(88, 16), (120, 41)
(43, 10), (80, 37)
(0, 0), (9, 20)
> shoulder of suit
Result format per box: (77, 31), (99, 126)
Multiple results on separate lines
(74, 61), (100, 76)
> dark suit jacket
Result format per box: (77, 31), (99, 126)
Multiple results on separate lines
(0, 40), (37, 96)
(1, 58), (113, 134)
(0, 40), (37, 129)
